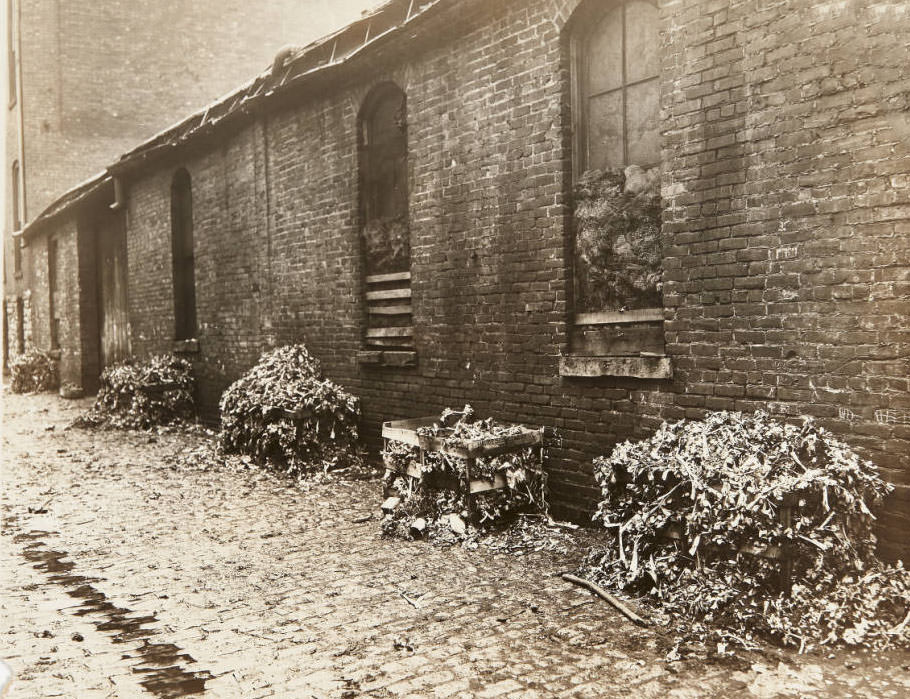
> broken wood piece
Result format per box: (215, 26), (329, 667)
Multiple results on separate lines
(381, 496), (401, 514)
(560, 573), (649, 627)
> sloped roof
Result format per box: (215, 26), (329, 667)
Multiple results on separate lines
(21, 0), (449, 236)
(111, 0), (446, 172)
(18, 172), (111, 239)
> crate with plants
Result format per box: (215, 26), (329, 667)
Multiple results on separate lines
(380, 405), (549, 540)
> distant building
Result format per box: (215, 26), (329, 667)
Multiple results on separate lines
(4, 0), (374, 364)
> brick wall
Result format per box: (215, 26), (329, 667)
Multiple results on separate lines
(118, 0), (909, 558)
(19, 219), (83, 386)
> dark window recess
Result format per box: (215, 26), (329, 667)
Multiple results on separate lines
(12, 159), (20, 230)
(15, 296), (24, 353)
(170, 168), (197, 341)
(48, 237), (59, 349)
(12, 160), (21, 274)
(359, 83), (413, 356)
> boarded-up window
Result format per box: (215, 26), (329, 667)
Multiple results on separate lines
(571, 0), (662, 316)
(170, 168), (197, 341)
(359, 83), (413, 354)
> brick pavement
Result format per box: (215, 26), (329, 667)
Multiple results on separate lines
(2, 391), (909, 698)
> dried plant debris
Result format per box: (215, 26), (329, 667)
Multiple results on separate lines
(218, 344), (362, 477)
(574, 165), (662, 312)
(582, 410), (909, 652)
(76, 355), (194, 429)
(381, 406), (548, 542)
(10, 349), (59, 394)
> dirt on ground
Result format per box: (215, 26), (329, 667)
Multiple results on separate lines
(2, 389), (909, 698)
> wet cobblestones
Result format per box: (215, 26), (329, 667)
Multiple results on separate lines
(2, 391), (909, 698)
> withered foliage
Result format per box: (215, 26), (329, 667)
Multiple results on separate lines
(218, 344), (361, 477)
(76, 354), (194, 429)
(585, 410), (909, 651)
(574, 166), (662, 312)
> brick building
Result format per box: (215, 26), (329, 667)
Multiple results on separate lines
(3, 0), (375, 366)
(15, 0), (910, 558)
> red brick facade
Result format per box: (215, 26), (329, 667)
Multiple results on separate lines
(20, 0), (910, 558)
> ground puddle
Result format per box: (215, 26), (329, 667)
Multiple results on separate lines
(14, 528), (213, 698)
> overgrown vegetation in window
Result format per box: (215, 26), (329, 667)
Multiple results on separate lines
(362, 214), (410, 275)
(574, 165), (662, 312)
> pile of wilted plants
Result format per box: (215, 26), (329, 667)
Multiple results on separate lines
(583, 410), (909, 652)
(10, 349), (59, 394)
(218, 344), (361, 476)
(77, 354), (194, 429)
(382, 406), (547, 540)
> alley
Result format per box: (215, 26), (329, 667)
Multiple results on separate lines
(2, 391), (909, 698)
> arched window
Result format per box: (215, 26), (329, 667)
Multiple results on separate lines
(570, 0), (662, 316)
(358, 83), (413, 358)
(574, 0), (660, 176)
(561, 0), (668, 378)
(170, 168), (196, 340)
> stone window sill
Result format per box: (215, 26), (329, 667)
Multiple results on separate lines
(357, 350), (417, 368)
(559, 354), (672, 379)
(172, 338), (200, 354)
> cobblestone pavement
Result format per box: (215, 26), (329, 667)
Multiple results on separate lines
(2, 391), (910, 698)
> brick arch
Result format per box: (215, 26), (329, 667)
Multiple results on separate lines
(550, 0), (587, 33)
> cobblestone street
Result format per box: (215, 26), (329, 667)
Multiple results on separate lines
(2, 391), (909, 698)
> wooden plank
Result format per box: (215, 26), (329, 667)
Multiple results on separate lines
(381, 350), (417, 367)
(366, 288), (412, 301)
(366, 336), (415, 348)
(356, 350), (382, 364)
(366, 271), (411, 284)
(366, 326), (413, 339)
(576, 308), (664, 325)
(368, 305), (412, 316)
(559, 355), (672, 380)
(570, 323), (665, 357)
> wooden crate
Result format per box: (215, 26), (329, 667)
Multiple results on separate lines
(381, 414), (545, 512)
